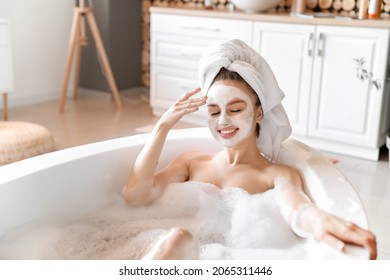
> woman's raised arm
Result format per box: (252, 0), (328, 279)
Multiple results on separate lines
(122, 88), (206, 205)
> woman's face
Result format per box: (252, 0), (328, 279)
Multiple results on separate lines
(206, 80), (259, 147)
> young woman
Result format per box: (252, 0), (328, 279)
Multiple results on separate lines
(123, 39), (377, 259)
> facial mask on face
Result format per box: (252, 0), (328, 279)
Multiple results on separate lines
(206, 85), (255, 147)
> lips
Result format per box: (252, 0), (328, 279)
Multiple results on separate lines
(218, 127), (239, 139)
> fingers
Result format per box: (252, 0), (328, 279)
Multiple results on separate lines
(175, 97), (206, 111)
(178, 87), (202, 102)
(158, 88), (206, 129)
(331, 222), (377, 259)
(314, 213), (377, 259)
(319, 232), (346, 252)
(320, 230), (377, 260)
(174, 88), (207, 115)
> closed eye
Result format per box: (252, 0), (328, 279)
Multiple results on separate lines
(207, 104), (220, 117)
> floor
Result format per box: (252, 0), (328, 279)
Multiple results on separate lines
(4, 90), (390, 259)
(322, 148), (390, 260)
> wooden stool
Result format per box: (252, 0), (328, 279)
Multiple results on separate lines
(0, 122), (55, 165)
(59, 0), (122, 112)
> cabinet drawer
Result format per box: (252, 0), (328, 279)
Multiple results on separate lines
(151, 13), (252, 42)
(151, 34), (214, 70)
(151, 65), (200, 104)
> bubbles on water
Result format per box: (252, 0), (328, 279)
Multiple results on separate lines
(0, 182), (312, 259)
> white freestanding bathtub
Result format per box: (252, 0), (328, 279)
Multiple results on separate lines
(0, 127), (370, 259)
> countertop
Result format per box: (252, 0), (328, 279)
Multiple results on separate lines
(150, 6), (390, 29)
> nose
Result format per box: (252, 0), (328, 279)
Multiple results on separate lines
(218, 111), (229, 125)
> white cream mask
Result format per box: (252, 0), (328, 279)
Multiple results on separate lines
(206, 85), (255, 147)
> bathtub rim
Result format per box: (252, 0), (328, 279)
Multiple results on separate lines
(0, 127), (370, 259)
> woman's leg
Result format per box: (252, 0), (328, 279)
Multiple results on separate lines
(141, 228), (199, 260)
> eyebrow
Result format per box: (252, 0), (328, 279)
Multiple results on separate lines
(207, 100), (245, 107)
(228, 100), (245, 105)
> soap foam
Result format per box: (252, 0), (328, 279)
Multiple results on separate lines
(0, 182), (313, 259)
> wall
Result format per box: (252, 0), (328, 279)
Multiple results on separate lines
(110, 0), (142, 90)
(79, 0), (142, 92)
(0, 0), (73, 107)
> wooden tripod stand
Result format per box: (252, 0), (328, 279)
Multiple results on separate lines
(59, 0), (122, 112)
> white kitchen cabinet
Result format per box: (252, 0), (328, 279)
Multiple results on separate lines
(253, 22), (390, 160)
(150, 11), (390, 160)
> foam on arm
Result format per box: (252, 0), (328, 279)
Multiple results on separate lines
(274, 177), (318, 238)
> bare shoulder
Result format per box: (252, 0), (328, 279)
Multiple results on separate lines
(178, 150), (213, 160)
(170, 151), (213, 165)
(155, 151), (213, 187)
(266, 163), (303, 188)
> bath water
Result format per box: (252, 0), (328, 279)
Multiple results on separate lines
(0, 182), (315, 259)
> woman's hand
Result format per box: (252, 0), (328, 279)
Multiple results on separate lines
(157, 88), (206, 130)
(304, 207), (377, 259)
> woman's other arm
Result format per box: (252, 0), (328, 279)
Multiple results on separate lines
(274, 168), (377, 259)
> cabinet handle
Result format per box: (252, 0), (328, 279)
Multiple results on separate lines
(180, 24), (221, 32)
(307, 33), (314, 57)
(317, 33), (324, 57)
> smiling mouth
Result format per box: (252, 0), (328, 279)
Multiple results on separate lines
(218, 128), (239, 139)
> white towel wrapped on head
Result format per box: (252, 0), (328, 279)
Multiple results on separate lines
(198, 39), (292, 162)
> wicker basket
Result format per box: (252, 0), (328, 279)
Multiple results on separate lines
(0, 121), (55, 165)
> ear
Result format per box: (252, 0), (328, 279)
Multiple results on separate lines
(255, 106), (263, 123)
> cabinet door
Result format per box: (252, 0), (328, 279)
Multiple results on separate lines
(309, 26), (389, 147)
(253, 22), (315, 136)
